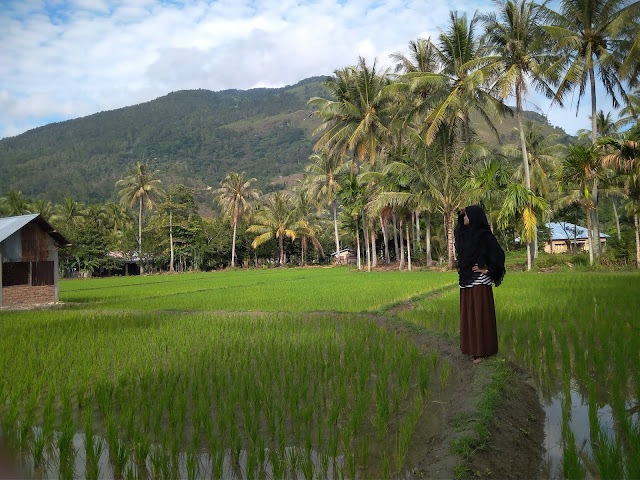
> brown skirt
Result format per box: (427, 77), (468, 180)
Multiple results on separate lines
(460, 284), (498, 357)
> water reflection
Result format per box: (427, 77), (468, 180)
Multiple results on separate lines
(540, 378), (638, 479)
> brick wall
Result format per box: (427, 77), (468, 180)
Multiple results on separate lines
(1, 285), (55, 307)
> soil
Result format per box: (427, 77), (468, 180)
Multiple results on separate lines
(373, 311), (545, 480)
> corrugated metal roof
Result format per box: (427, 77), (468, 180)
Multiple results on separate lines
(546, 222), (610, 241)
(0, 214), (71, 246)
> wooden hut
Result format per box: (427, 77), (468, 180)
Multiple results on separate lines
(0, 214), (71, 307)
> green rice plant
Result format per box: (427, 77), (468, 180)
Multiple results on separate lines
(594, 430), (623, 480)
(440, 358), (451, 388)
(300, 448), (315, 480)
(380, 451), (391, 480)
(85, 437), (104, 480)
(562, 429), (585, 480)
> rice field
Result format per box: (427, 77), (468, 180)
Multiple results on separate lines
(0, 268), (456, 480)
(60, 268), (458, 313)
(401, 272), (640, 479)
(1, 268), (639, 479)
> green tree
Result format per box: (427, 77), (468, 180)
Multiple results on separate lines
(293, 188), (324, 266)
(305, 151), (344, 262)
(214, 172), (260, 268)
(30, 199), (53, 220)
(247, 192), (298, 265)
(545, 0), (640, 256)
(308, 57), (392, 171)
(162, 185), (199, 273)
(2, 191), (31, 216)
(407, 12), (511, 145)
(556, 144), (600, 264)
(116, 162), (164, 273)
(498, 183), (550, 270)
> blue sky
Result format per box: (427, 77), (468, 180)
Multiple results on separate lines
(0, 0), (617, 140)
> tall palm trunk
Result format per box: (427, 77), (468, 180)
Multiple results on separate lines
(392, 212), (400, 261)
(380, 215), (390, 265)
(516, 81), (533, 271)
(301, 237), (307, 266)
(169, 209), (175, 273)
(446, 209), (455, 270)
(406, 222), (412, 271)
(332, 202), (340, 264)
(411, 213), (416, 254)
(371, 223), (377, 268)
(632, 212), (640, 268)
(279, 233), (284, 265)
(415, 211), (421, 255)
(425, 212), (433, 267)
(589, 66), (601, 257)
(231, 219), (238, 267)
(363, 212), (371, 272)
(612, 198), (621, 240)
(586, 208), (594, 265)
(355, 216), (362, 270)
(138, 196), (144, 275)
(399, 219), (405, 270)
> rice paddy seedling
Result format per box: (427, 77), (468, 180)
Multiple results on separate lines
(439, 359), (451, 388)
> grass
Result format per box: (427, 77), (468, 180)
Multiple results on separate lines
(60, 267), (458, 312)
(2, 267), (639, 479)
(1, 268), (460, 479)
(401, 270), (640, 479)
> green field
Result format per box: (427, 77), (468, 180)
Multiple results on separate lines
(1, 268), (639, 479)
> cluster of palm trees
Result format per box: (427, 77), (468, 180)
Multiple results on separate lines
(303, 0), (640, 270)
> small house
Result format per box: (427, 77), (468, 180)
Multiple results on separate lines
(0, 214), (71, 307)
(331, 248), (356, 264)
(544, 222), (609, 254)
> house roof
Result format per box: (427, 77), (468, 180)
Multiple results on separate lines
(546, 222), (610, 241)
(0, 214), (72, 246)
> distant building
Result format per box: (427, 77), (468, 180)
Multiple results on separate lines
(0, 214), (71, 307)
(331, 248), (355, 264)
(544, 222), (609, 254)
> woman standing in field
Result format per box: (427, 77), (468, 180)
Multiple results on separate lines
(455, 205), (506, 364)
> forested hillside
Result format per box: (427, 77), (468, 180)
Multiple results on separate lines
(0, 75), (570, 205)
(0, 77), (328, 204)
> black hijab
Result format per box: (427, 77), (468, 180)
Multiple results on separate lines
(455, 205), (506, 286)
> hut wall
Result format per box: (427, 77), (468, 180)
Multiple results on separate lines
(1, 224), (58, 307)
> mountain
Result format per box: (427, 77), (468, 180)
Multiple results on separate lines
(0, 76), (572, 205)
(0, 76), (329, 205)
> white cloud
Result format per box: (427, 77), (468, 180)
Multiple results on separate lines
(0, 0), (619, 139)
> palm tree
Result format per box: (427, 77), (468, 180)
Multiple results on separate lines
(480, 0), (561, 267)
(577, 110), (621, 140)
(30, 199), (53, 220)
(247, 192), (298, 265)
(544, 0), (640, 257)
(404, 12), (511, 146)
(600, 133), (640, 264)
(214, 172), (260, 268)
(293, 188), (324, 266)
(545, 0), (637, 143)
(466, 157), (512, 231)
(498, 183), (550, 270)
(481, 0), (559, 188)
(2, 191), (31, 216)
(53, 196), (84, 227)
(305, 151), (344, 263)
(556, 144), (600, 264)
(116, 162), (164, 273)
(105, 202), (131, 234)
(308, 57), (392, 171)
(617, 87), (640, 128)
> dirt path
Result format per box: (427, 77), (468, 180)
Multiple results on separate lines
(374, 313), (544, 479)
